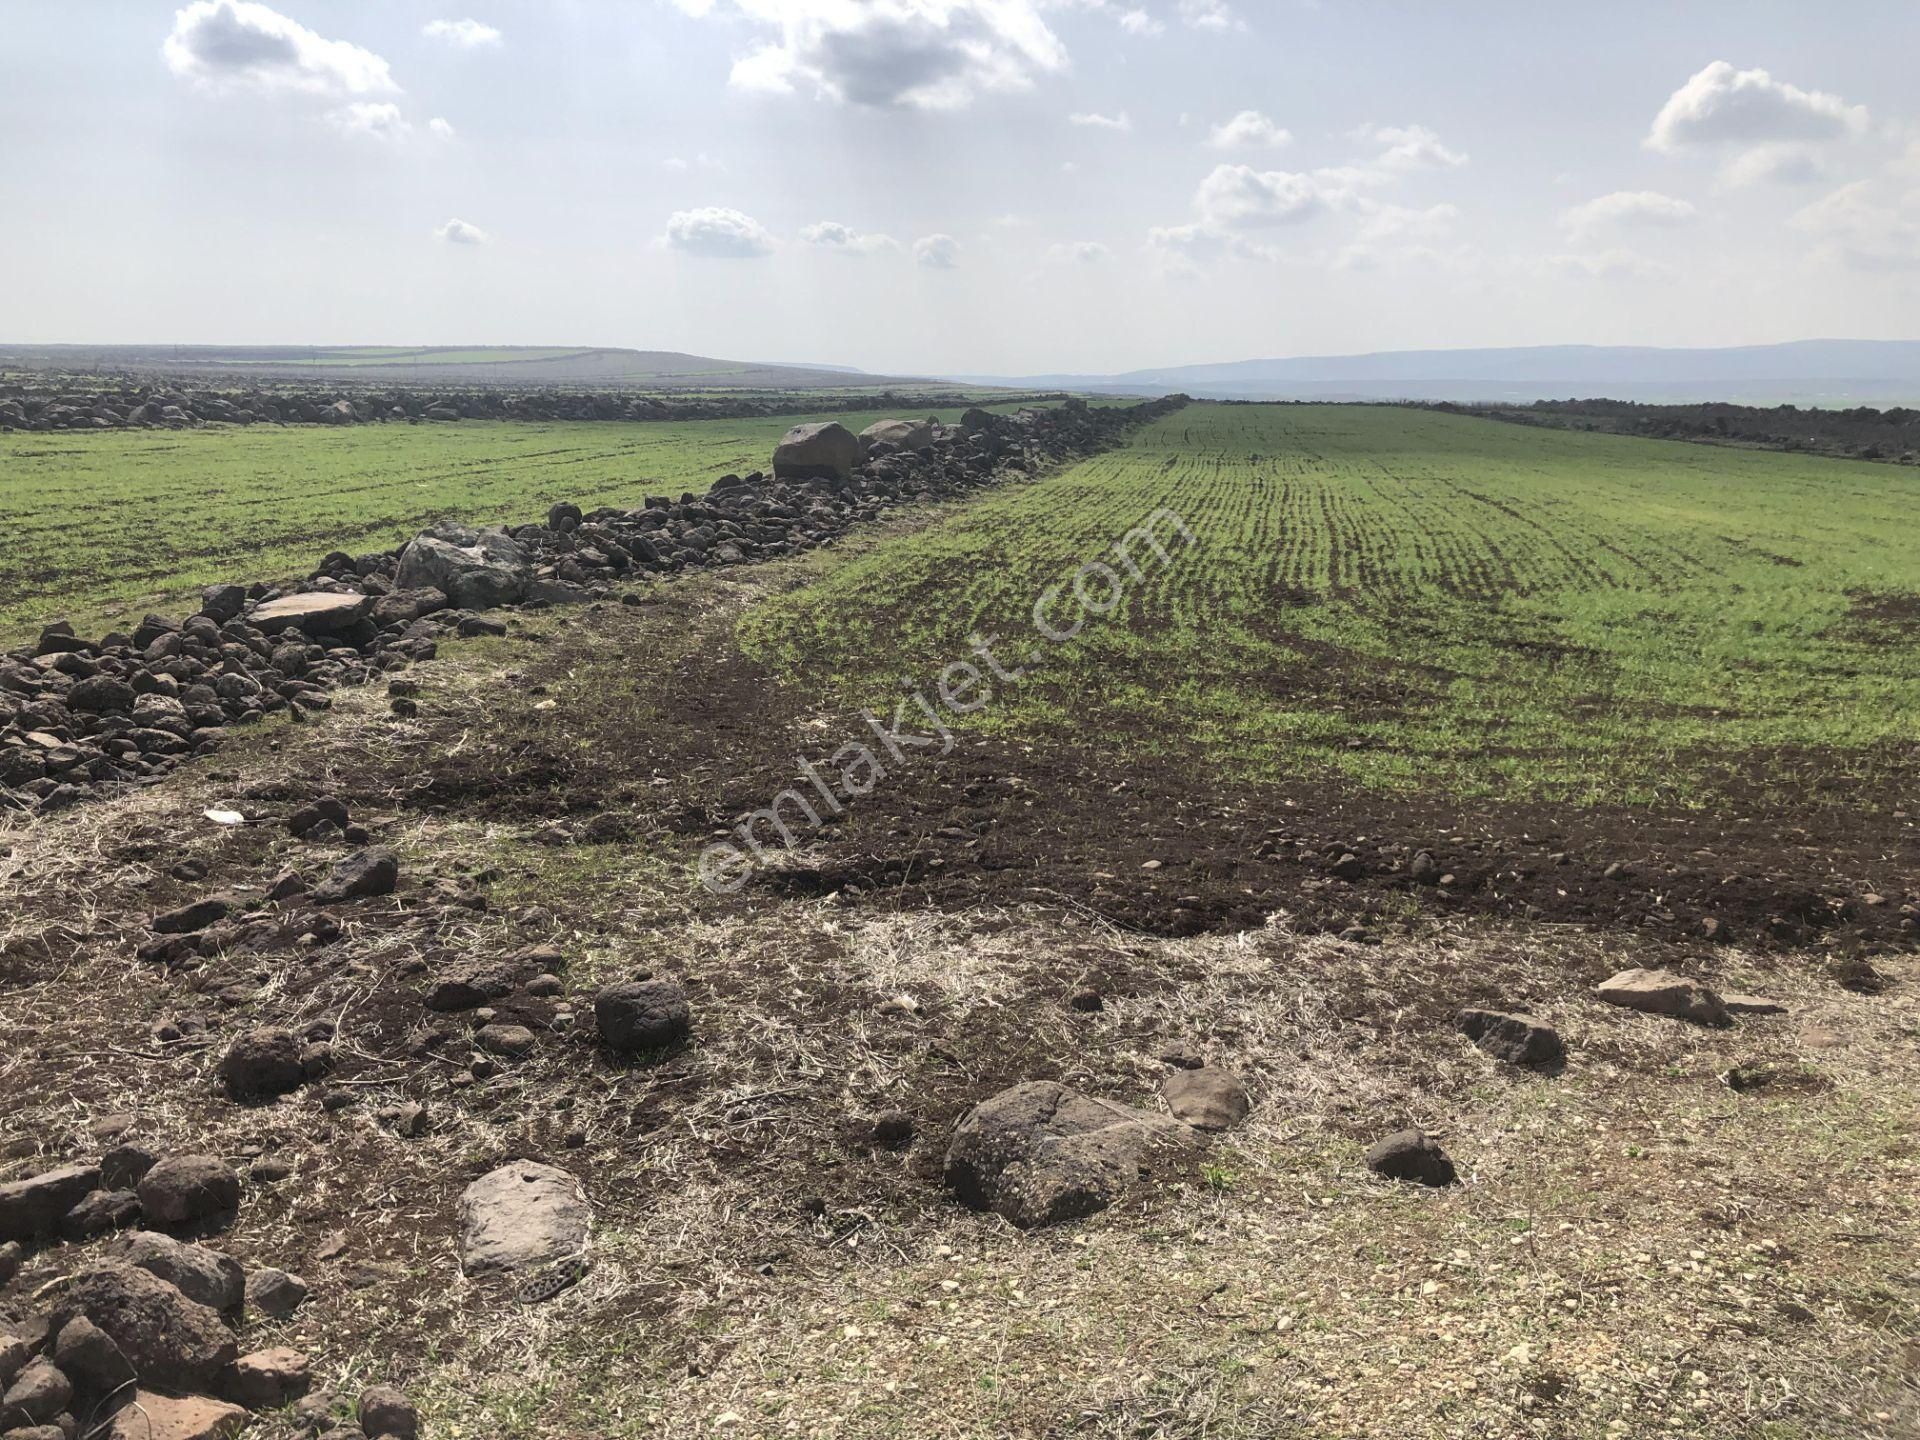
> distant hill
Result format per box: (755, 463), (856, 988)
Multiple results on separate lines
(0, 344), (923, 392)
(955, 340), (1920, 406)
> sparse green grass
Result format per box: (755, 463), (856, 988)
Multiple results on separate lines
(0, 403), (1033, 642)
(743, 402), (1920, 808)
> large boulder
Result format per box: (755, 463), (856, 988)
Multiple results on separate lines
(249, 592), (370, 636)
(1595, 968), (1730, 1026)
(593, 979), (690, 1055)
(54, 1264), (238, 1392)
(103, 1390), (249, 1440)
(0, 1164), (100, 1242)
(944, 1080), (1193, 1229)
(458, 1161), (591, 1278)
(119, 1232), (245, 1314)
(858, 418), (935, 452)
(219, 1027), (306, 1100)
(772, 422), (862, 483)
(395, 523), (530, 610)
(136, 1155), (241, 1229)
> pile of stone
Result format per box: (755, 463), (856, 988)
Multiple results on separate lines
(1, 397), (1185, 815)
(0, 1145), (360, 1439)
(0, 376), (1074, 433)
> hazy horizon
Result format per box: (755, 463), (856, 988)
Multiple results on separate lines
(9, 3), (1920, 374)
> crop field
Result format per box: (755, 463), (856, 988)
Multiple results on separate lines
(0, 403), (1024, 642)
(745, 402), (1920, 809)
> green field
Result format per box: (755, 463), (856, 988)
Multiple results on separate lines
(744, 402), (1920, 807)
(0, 405), (1019, 642)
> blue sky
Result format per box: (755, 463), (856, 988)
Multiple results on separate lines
(5, 1), (1920, 374)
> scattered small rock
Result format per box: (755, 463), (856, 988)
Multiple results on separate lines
(1160, 1066), (1251, 1131)
(1594, 967), (1731, 1026)
(310, 848), (399, 904)
(219, 1027), (307, 1100)
(245, 1268), (309, 1320)
(945, 1080), (1193, 1229)
(868, 1111), (914, 1151)
(1456, 1008), (1566, 1069)
(1364, 1129), (1457, 1187)
(358, 1385), (419, 1440)
(229, 1347), (312, 1410)
(594, 978), (691, 1055)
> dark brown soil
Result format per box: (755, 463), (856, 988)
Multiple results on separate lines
(361, 594), (1918, 959)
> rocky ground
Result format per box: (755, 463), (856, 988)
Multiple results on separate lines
(0, 405), (1915, 1439)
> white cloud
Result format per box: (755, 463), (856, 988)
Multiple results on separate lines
(162, 1), (396, 97)
(327, 101), (410, 139)
(1117, 8), (1164, 36)
(428, 116), (457, 139)
(1560, 190), (1697, 239)
(1791, 179), (1920, 271)
(682, 0), (1069, 111)
(1208, 110), (1290, 150)
(422, 18), (502, 48)
(1070, 110), (1131, 132)
(664, 206), (776, 258)
(1544, 249), (1669, 281)
(1647, 61), (1867, 153)
(914, 233), (962, 268)
(1196, 163), (1333, 228)
(1047, 240), (1112, 263)
(1335, 202), (1461, 270)
(1145, 223), (1273, 274)
(436, 217), (488, 245)
(1359, 123), (1468, 171)
(1719, 142), (1826, 189)
(801, 220), (900, 254)
(1179, 0), (1240, 31)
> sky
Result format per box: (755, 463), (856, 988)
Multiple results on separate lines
(6, 1), (1920, 375)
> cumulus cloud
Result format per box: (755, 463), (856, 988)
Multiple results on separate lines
(1070, 110), (1131, 131)
(327, 101), (410, 139)
(1647, 61), (1867, 153)
(1117, 8), (1164, 36)
(1047, 240), (1112, 263)
(801, 220), (900, 254)
(914, 233), (962, 268)
(1791, 179), (1920, 271)
(1178, 0), (1240, 31)
(1359, 123), (1468, 171)
(1719, 142), (1827, 189)
(1195, 163), (1335, 228)
(678, 0), (1068, 110)
(162, 1), (396, 97)
(1151, 123), (1464, 273)
(664, 206), (777, 258)
(436, 217), (488, 245)
(1335, 201), (1461, 269)
(423, 18), (502, 48)
(1560, 190), (1697, 238)
(1208, 110), (1290, 150)
(428, 116), (457, 139)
